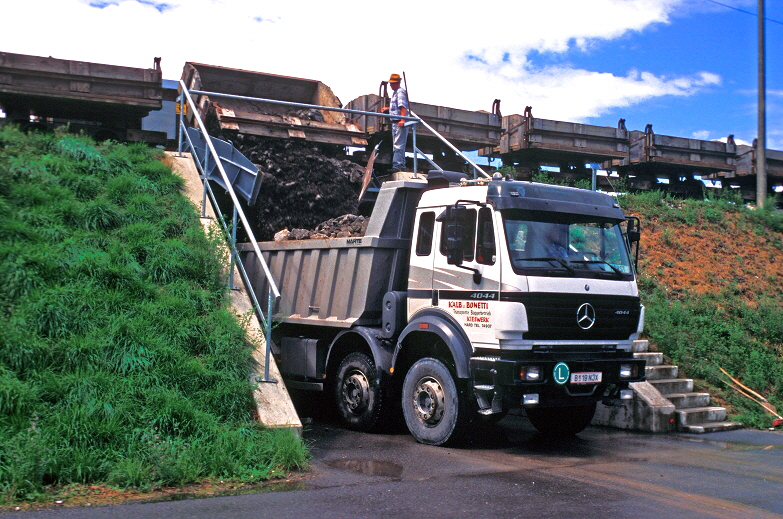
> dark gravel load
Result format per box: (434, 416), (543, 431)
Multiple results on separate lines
(219, 133), (366, 242)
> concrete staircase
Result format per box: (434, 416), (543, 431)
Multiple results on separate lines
(593, 340), (743, 433)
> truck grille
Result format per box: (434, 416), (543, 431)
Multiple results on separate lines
(500, 292), (641, 340)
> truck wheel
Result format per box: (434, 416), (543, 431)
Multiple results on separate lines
(334, 352), (383, 432)
(402, 357), (470, 446)
(526, 403), (596, 436)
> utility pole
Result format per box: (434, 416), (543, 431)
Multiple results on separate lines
(757, 0), (767, 208)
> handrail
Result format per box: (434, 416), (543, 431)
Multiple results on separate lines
(179, 88), (488, 178)
(186, 89), (421, 123)
(177, 80), (280, 383)
(179, 83), (280, 300)
(409, 109), (490, 179)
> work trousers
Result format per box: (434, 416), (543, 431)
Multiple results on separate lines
(392, 123), (409, 171)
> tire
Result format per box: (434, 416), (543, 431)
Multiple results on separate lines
(526, 403), (596, 436)
(333, 352), (383, 432)
(402, 357), (471, 446)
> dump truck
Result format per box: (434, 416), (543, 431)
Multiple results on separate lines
(0, 51), (167, 144)
(239, 172), (645, 445)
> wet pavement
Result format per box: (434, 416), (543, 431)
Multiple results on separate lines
(6, 410), (783, 519)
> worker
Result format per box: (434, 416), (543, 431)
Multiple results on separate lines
(385, 73), (409, 173)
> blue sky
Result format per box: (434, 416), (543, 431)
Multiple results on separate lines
(1, 0), (781, 149)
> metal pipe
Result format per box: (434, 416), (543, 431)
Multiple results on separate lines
(414, 148), (443, 173)
(412, 125), (418, 176)
(409, 109), (490, 179)
(177, 95), (185, 154)
(201, 147), (209, 218)
(229, 205), (238, 290)
(263, 290), (275, 383)
(179, 81), (280, 300)
(757, 0), (767, 208)
(188, 88), (420, 122)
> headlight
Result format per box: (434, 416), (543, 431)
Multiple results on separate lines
(620, 363), (637, 379)
(521, 366), (541, 381)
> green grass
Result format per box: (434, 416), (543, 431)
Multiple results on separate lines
(0, 126), (308, 504)
(622, 190), (783, 428)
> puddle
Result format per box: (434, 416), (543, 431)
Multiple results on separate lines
(325, 459), (404, 479)
(677, 436), (783, 452)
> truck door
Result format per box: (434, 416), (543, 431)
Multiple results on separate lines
(433, 205), (501, 345)
(408, 209), (437, 316)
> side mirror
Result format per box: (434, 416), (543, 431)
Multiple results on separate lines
(626, 217), (641, 244)
(625, 216), (641, 273)
(439, 205), (467, 265)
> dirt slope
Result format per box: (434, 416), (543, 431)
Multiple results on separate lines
(625, 198), (783, 305)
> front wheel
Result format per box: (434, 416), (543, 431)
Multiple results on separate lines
(402, 357), (471, 446)
(334, 352), (383, 432)
(526, 403), (596, 436)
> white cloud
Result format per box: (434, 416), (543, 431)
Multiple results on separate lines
(0, 0), (719, 125)
(692, 130), (710, 140)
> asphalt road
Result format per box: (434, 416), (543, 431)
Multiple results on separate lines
(8, 411), (783, 519)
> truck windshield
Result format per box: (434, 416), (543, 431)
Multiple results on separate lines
(502, 212), (634, 280)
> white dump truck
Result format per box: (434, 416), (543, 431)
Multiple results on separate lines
(239, 171), (645, 445)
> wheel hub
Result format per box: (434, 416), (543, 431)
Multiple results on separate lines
(342, 370), (370, 414)
(413, 377), (445, 425)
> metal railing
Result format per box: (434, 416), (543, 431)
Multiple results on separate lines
(174, 82), (492, 381)
(177, 81), (280, 383)
(177, 87), (489, 179)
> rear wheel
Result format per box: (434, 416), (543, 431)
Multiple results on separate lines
(402, 357), (471, 446)
(526, 403), (596, 436)
(334, 352), (383, 432)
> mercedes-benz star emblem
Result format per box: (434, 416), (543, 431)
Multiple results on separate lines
(576, 303), (596, 330)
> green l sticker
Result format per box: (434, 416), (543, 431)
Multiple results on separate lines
(553, 362), (570, 385)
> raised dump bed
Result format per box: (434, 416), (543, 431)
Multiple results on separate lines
(237, 180), (426, 327)
(480, 108), (629, 165)
(180, 62), (366, 147)
(344, 93), (501, 153)
(0, 51), (164, 142)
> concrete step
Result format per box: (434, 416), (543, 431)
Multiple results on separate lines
(645, 364), (679, 380)
(631, 339), (649, 353)
(650, 378), (694, 395)
(634, 351), (663, 366)
(680, 421), (745, 434)
(666, 392), (711, 409)
(677, 406), (727, 426)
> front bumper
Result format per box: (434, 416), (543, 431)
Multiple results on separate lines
(470, 356), (646, 412)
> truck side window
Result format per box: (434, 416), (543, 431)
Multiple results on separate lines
(416, 212), (436, 256)
(439, 208), (477, 262)
(476, 208), (495, 265)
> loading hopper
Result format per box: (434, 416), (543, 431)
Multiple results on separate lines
(181, 63), (366, 147)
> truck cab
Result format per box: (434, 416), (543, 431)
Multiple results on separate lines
(393, 176), (645, 443)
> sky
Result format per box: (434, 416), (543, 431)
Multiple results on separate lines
(1, 0), (782, 150)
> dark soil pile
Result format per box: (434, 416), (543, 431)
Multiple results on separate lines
(226, 134), (365, 241)
(274, 214), (369, 241)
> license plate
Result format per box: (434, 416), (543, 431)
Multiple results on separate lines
(571, 372), (602, 384)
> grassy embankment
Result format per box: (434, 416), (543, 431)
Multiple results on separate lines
(621, 189), (783, 428)
(0, 127), (308, 506)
